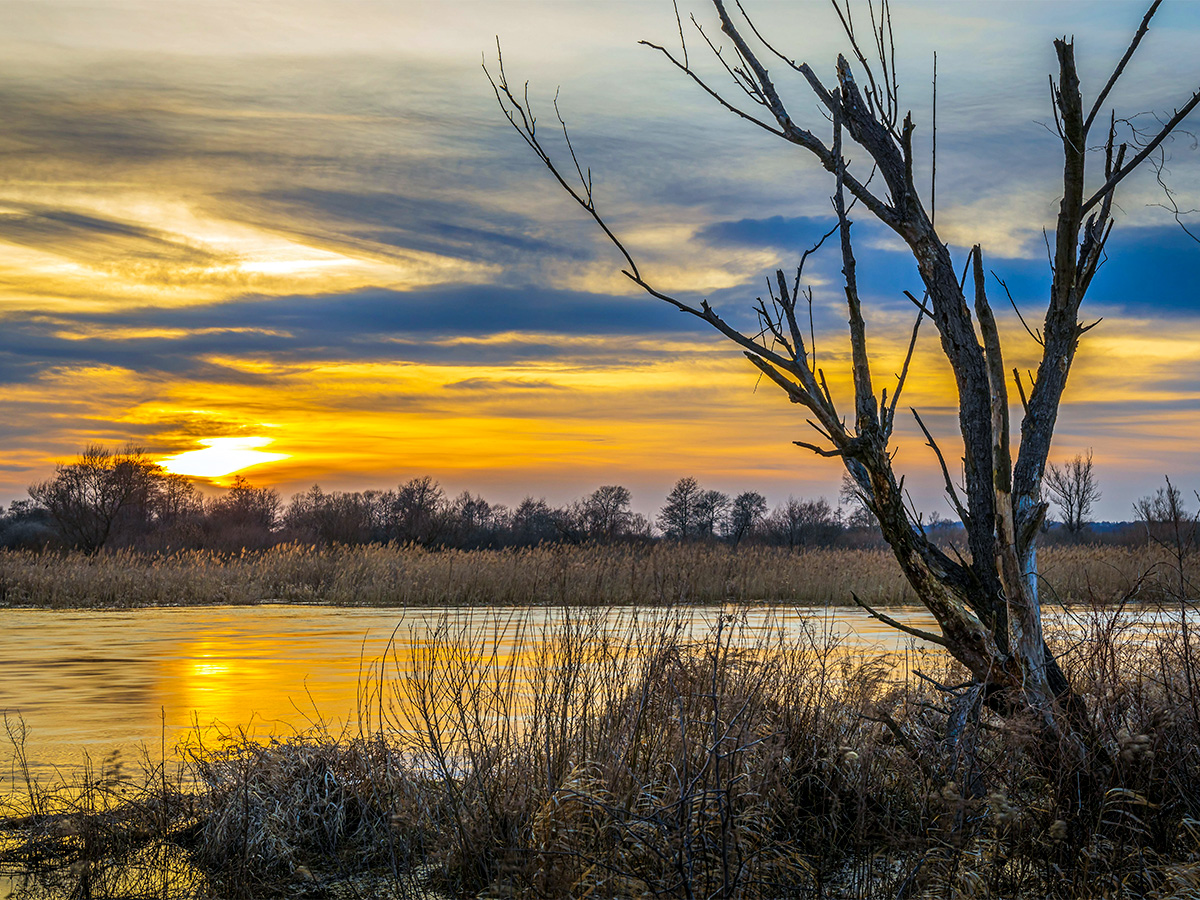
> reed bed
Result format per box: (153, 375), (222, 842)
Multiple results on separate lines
(6, 602), (1200, 899)
(0, 541), (1191, 609)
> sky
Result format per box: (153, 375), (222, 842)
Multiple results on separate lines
(0, 0), (1198, 521)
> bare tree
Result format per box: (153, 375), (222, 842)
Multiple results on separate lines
(489, 1), (1200, 765)
(385, 476), (447, 546)
(728, 490), (767, 546)
(695, 488), (730, 538)
(1045, 450), (1101, 535)
(30, 445), (165, 554)
(580, 484), (634, 541)
(767, 496), (841, 549)
(658, 476), (703, 539)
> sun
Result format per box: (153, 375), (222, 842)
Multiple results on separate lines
(160, 437), (289, 479)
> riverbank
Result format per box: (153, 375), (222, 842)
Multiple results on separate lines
(3, 607), (1199, 899)
(0, 542), (1187, 609)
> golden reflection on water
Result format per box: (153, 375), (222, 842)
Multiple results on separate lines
(0, 605), (942, 789)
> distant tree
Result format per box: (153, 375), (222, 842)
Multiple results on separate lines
(581, 484), (634, 541)
(205, 476), (281, 549)
(1135, 477), (1198, 600)
(148, 472), (205, 547)
(155, 473), (204, 528)
(449, 491), (504, 548)
(838, 473), (875, 530)
(29, 445), (165, 553)
(766, 496), (841, 549)
(284, 485), (375, 545)
(727, 491), (767, 547)
(385, 476), (447, 545)
(658, 477), (703, 540)
(695, 489), (730, 539)
(512, 496), (560, 545)
(0, 499), (56, 550)
(1045, 450), (1101, 535)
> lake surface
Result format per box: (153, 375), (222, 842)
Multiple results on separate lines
(0, 604), (944, 789)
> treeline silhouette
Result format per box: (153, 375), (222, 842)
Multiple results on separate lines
(2, 445), (1188, 555)
(1, 445), (875, 554)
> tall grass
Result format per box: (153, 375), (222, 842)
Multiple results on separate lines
(1, 541), (1191, 608)
(7, 601), (1200, 898)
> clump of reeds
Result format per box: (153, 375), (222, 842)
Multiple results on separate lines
(0, 734), (207, 900)
(8, 597), (1200, 899)
(2, 541), (1189, 608)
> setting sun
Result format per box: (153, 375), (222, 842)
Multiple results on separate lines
(160, 436), (289, 479)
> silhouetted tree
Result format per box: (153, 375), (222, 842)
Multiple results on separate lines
(385, 476), (447, 545)
(29, 445), (164, 553)
(0, 499), (56, 550)
(1045, 450), (1101, 536)
(512, 496), (560, 545)
(767, 496), (841, 549)
(449, 491), (505, 548)
(581, 484), (634, 541)
(491, 1), (1200, 764)
(728, 491), (767, 546)
(205, 476), (280, 550)
(695, 489), (730, 539)
(658, 477), (703, 540)
(284, 485), (375, 545)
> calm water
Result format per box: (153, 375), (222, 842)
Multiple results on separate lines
(0, 604), (943, 788)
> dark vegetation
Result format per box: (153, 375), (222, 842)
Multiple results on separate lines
(5, 588), (1200, 899)
(0, 443), (1178, 557)
(3, 444), (919, 554)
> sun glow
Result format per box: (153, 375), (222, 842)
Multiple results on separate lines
(160, 436), (289, 479)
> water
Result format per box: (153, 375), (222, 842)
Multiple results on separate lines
(0, 604), (943, 787)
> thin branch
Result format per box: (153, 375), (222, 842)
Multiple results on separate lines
(1083, 0), (1163, 137)
(886, 301), (925, 435)
(852, 593), (951, 648)
(1012, 368), (1029, 415)
(1081, 87), (1200, 215)
(912, 408), (969, 525)
(991, 272), (1043, 346)
(931, 50), (937, 227)
(486, 46), (643, 281)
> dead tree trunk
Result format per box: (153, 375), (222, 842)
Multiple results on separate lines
(488, 1), (1200, 772)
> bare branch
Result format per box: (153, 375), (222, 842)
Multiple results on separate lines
(991, 272), (1043, 347)
(833, 104), (879, 433)
(852, 593), (951, 648)
(1081, 87), (1200, 215)
(1083, 0), (1163, 137)
(912, 408), (969, 526)
(885, 301), (925, 436)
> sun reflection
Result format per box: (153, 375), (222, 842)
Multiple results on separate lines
(160, 436), (289, 479)
(192, 658), (232, 680)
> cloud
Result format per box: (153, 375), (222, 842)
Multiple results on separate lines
(698, 215), (839, 251)
(445, 378), (568, 392)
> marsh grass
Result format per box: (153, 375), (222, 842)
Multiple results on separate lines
(1, 541), (1192, 608)
(6, 601), (1200, 899)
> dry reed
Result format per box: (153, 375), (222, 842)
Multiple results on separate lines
(0, 541), (1191, 609)
(7, 601), (1200, 898)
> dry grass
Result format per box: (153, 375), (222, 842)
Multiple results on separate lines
(0, 541), (1192, 608)
(7, 601), (1200, 899)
